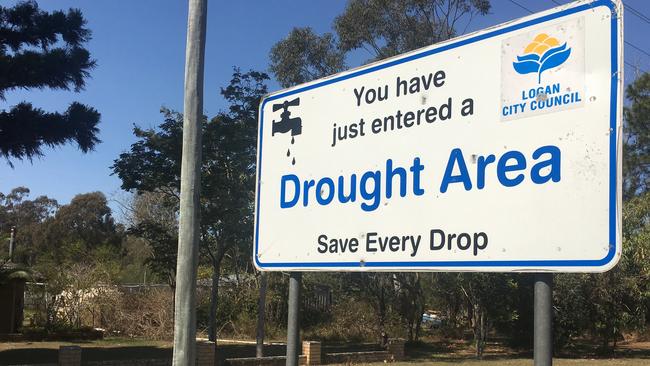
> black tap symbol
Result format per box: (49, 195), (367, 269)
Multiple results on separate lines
(272, 98), (302, 137)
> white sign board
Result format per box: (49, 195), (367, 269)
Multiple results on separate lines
(254, 0), (622, 272)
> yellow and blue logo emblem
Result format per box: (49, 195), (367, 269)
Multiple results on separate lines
(513, 33), (571, 83)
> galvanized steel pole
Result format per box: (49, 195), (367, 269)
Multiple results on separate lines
(256, 272), (268, 358)
(172, 1), (207, 366)
(286, 272), (301, 366)
(534, 273), (553, 366)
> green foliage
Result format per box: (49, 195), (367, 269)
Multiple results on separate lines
(112, 109), (183, 196)
(119, 192), (177, 285)
(335, 0), (490, 60)
(113, 69), (268, 340)
(51, 192), (122, 249)
(429, 273), (518, 357)
(0, 187), (124, 270)
(623, 73), (650, 199)
(269, 0), (490, 87)
(0, 187), (58, 262)
(269, 27), (345, 88)
(129, 220), (177, 287)
(117, 236), (153, 284)
(0, 0), (100, 163)
(113, 69), (268, 277)
(553, 192), (650, 351)
(0, 102), (100, 164)
(552, 75), (650, 349)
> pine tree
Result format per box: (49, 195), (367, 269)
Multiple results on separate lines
(0, 1), (100, 165)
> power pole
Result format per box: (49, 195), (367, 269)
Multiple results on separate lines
(172, 1), (207, 366)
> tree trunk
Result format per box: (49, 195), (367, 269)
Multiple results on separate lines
(473, 305), (486, 359)
(208, 259), (221, 342)
(479, 307), (480, 359)
(256, 272), (268, 357)
(467, 298), (473, 330)
(415, 297), (424, 341)
(378, 286), (387, 346)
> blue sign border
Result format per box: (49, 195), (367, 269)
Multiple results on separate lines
(254, 0), (619, 270)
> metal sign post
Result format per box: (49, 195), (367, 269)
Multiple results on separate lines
(286, 272), (302, 366)
(534, 273), (553, 366)
(256, 273), (269, 358)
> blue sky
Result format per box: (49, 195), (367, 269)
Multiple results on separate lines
(2, 0), (649, 216)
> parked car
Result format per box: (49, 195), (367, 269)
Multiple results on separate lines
(421, 311), (445, 329)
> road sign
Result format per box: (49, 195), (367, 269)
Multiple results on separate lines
(254, 0), (623, 272)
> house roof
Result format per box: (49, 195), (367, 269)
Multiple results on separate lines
(0, 262), (32, 283)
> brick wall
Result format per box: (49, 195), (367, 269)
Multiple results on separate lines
(302, 341), (321, 365)
(14, 339), (404, 366)
(55, 341), (215, 366)
(86, 360), (171, 366)
(197, 340), (215, 366)
(323, 351), (391, 364)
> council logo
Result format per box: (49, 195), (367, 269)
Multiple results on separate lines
(512, 33), (572, 84)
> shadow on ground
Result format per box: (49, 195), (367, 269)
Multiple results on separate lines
(556, 341), (650, 360)
(1, 345), (173, 365)
(2, 339), (648, 365)
(0, 342), (385, 365)
(405, 339), (650, 363)
(406, 340), (531, 363)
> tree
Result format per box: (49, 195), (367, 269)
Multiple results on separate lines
(49, 192), (121, 250)
(29, 192), (123, 268)
(0, 187), (58, 264)
(428, 272), (517, 358)
(122, 191), (178, 287)
(623, 72), (650, 199)
(269, 27), (345, 88)
(112, 69), (268, 341)
(335, 0), (490, 60)
(0, 1), (100, 164)
(269, 1), (490, 87)
(553, 192), (650, 351)
(130, 220), (177, 288)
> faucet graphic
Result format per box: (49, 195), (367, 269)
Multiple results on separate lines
(272, 98), (302, 136)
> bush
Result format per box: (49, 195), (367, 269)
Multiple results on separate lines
(101, 287), (174, 340)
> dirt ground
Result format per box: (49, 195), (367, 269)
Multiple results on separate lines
(384, 360), (650, 366)
(401, 339), (650, 366)
(0, 338), (648, 365)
